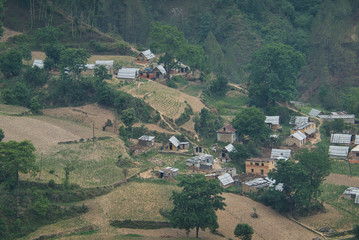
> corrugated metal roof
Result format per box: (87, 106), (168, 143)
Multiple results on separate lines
(218, 173), (234, 186)
(292, 131), (307, 141)
(305, 128), (316, 135)
(320, 114), (355, 119)
(95, 60), (114, 67)
(270, 149), (291, 160)
(330, 134), (352, 144)
(138, 135), (155, 141)
(165, 166), (178, 172)
(355, 135), (359, 145)
(117, 68), (139, 79)
(169, 136), (180, 147)
(343, 187), (359, 196)
(292, 122), (314, 131)
(329, 145), (349, 157)
(142, 49), (155, 60)
(156, 65), (166, 75)
(225, 144), (236, 153)
(351, 145), (359, 152)
(244, 178), (273, 189)
(289, 116), (309, 125)
(32, 59), (44, 69)
(85, 64), (96, 70)
(265, 116), (280, 125)
(355, 194), (359, 204)
(309, 109), (321, 117)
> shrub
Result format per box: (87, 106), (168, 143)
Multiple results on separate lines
(234, 223), (253, 240)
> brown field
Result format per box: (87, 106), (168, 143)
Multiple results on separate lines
(31, 51), (46, 61)
(0, 27), (22, 42)
(325, 173), (359, 187)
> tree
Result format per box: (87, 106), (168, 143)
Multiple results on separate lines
(94, 65), (111, 81)
(63, 162), (75, 188)
(208, 69), (228, 96)
(0, 140), (37, 190)
(120, 108), (137, 128)
(170, 174), (226, 238)
(353, 224), (359, 240)
(248, 43), (305, 107)
(59, 48), (90, 80)
(194, 108), (222, 139)
(44, 43), (64, 64)
(234, 223), (254, 240)
(0, 129), (3, 142)
(204, 31), (224, 73)
(23, 66), (48, 86)
(232, 106), (270, 142)
(0, 49), (23, 78)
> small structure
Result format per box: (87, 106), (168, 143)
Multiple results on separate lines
(117, 68), (140, 80)
(290, 122), (316, 138)
(330, 134), (353, 145)
(153, 65), (166, 79)
(242, 177), (275, 192)
(219, 144), (236, 161)
(309, 109), (322, 117)
(289, 116), (309, 125)
(138, 135), (155, 147)
(343, 187), (359, 204)
(170, 62), (190, 74)
(136, 49), (155, 63)
(284, 131), (307, 147)
(319, 112), (355, 124)
(85, 64), (96, 70)
(158, 167), (178, 179)
(218, 173), (234, 188)
(212, 167), (237, 177)
(32, 59), (44, 69)
(245, 158), (275, 175)
(349, 145), (359, 163)
(216, 124), (237, 143)
(265, 116), (280, 129)
(95, 60), (114, 73)
(165, 136), (189, 151)
(186, 154), (214, 170)
(329, 145), (349, 159)
(193, 145), (204, 155)
(139, 65), (166, 80)
(270, 149), (291, 161)
(355, 135), (359, 145)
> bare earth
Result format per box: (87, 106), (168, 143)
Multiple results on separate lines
(325, 173), (359, 187)
(0, 27), (22, 42)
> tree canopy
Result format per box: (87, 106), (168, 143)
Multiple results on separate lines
(234, 223), (254, 240)
(0, 49), (23, 78)
(170, 174), (226, 238)
(59, 48), (90, 80)
(248, 43), (305, 107)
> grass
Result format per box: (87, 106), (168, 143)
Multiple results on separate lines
(319, 183), (359, 229)
(36, 138), (140, 188)
(181, 84), (204, 97)
(136, 152), (190, 171)
(330, 160), (359, 177)
(202, 91), (248, 116)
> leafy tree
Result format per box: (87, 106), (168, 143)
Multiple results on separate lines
(0, 129), (3, 142)
(30, 96), (42, 114)
(63, 163), (75, 188)
(234, 223), (254, 240)
(208, 69), (228, 96)
(170, 174), (226, 238)
(120, 108), (137, 128)
(35, 26), (60, 45)
(204, 31), (224, 73)
(0, 49), (23, 78)
(1, 82), (31, 107)
(248, 43), (305, 107)
(23, 66), (48, 86)
(194, 108), (222, 139)
(59, 48), (90, 81)
(94, 65), (111, 81)
(353, 224), (359, 240)
(0, 140), (37, 190)
(44, 43), (64, 64)
(232, 106), (270, 142)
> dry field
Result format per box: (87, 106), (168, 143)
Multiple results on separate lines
(0, 27), (22, 42)
(121, 80), (205, 119)
(325, 173), (359, 187)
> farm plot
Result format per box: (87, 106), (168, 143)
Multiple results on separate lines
(121, 80), (205, 119)
(138, 152), (189, 171)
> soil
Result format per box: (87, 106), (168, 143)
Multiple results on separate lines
(325, 173), (359, 187)
(0, 27), (22, 42)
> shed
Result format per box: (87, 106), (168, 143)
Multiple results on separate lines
(330, 134), (353, 145)
(136, 49), (155, 63)
(242, 177), (275, 192)
(218, 173), (234, 187)
(95, 60), (114, 69)
(329, 145), (349, 159)
(85, 64), (96, 70)
(219, 144), (236, 161)
(355, 135), (359, 145)
(343, 187), (359, 204)
(265, 116), (280, 128)
(193, 145), (203, 155)
(212, 167), (237, 177)
(289, 116), (309, 125)
(158, 167), (178, 178)
(186, 154), (214, 170)
(117, 68), (140, 79)
(309, 109), (322, 117)
(349, 145), (359, 163)
(284, 131), (307, 147)
(319, 114), (355, 124)
(138, 135), (155, 146)
(32, 59), (44, 69)
(270, 149), (291, 161)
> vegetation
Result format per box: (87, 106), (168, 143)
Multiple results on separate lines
(194, 108), (222, 141)
(234, 223), (254, 240)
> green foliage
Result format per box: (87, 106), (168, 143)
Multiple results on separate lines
(170, 174), (226, 238)
(232, 106), (270, 142)
(208, 70), (228, 96)
(23, 66), (48, 86)
(44, 43), (64, 64)
(121, 108), (137, 128)
(353, 225), (359, 239)
(175, 104), (193, 126)
(0, 49), (23, 78)
(34, 26), (61, 45)
(94, 65), (111, 81)
(0, 129), (3, 142)
(59, 48), (90, 80)
(229, 141), (260, 172)
(322, 119), (345, 137)
(343, 87), (359, 116)
(204, 31), (224, 73)
(234, 223), (254, 240)
(194, 108), (222, 140)
(248, 43), (305, 107)
(29, 96), (42, 114)
(1, 81), (31, 107)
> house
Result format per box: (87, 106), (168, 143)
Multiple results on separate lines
(309, 109), (322, 117)
(216, 124), (237, 143)
(32, 59), (44, 69)
(170, 62), (189, 74)
(284, 131), (307, 147)
(85, 64), (96, 70)
(330, 134), (353, 145)
(117, 68), (140, 80)
(136, 49), (155, 63)
(95, 60), (114, 73)
(165, 136), (189, 151)
(290, 122), (316, 138)
(289, 116), (309, 125)
(158, 167), (178, 179)
(139, 65), (166, 80)
(212, 167), (237, 177)
(270, 149), (291, 161)
(217, 173), (234, 188)
(186, 154), (214, 170)
(343, 187), (359, 204)
(242, 177), (275, 193)
(265, 116), (280, 129)
(245, 158), (275, 175)
(319, 112), (355, 124)
(138, 135), (155, 147)
(355, 135), (359, 145)
(153, 65), (166, 79)
(328, 145), (349, 159)
(219, 144), (236, 161)
(349, 145), (359, 163)
(193, 145), (204, 155)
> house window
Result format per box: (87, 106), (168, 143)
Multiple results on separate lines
(250, 162), (253, 165)
(251, 169), (254, 173)
(146, 73), (149, 78)
(261, 163), (264, 166)
(255, 163), (259, 166)
(261, 170), (264, 174)
(356, 153), (359, 157)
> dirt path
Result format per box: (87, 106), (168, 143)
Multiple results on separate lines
(0, 27), (22, 42)
(228, 82), (248, 94)
(325, 173), (359, 187)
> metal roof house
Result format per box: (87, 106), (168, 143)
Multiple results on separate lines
(309, 109), (322, 117)
(136, 49), (155, 63)
(284, 131), (307, 147)
(158, 166), (178, 179)
(186, 154), (214, 170)
(289, 116), (309, 125)
(349, 145), (359, 163)
(330, 134), (353, 145)
(319, 112), (355, 124)
(329, 145), (349, 159)
(219, 144), (236, 162)
(117, 68), (140, 80)
(218, 173), (234, 187)
(95, 60), (114, 68)
(270, 149), (291, 161)
(85, 64), (96, 70)
(343, 187), (359, 204)
(355, 135), (359, 145)
(164, 136), (189, 151)
(138, 135), (155, 146)
(32, 59), (44, 69)
(265, 116), (280, 128)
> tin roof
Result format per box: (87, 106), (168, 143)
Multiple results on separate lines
(218, 173), (234, 186)
(225, 144), (236, 153)
(355, 135), (359, 145)
(169, 136), (180, 147)
(329, 145), (349, 157)
(330, 134), (352, 145)
(291, 131), (307, 141)
(155, 65), (166, 75)
(319, 114), (355, 119)
(292, 122), (315, 131)
(95, 60), (114, 67)
(117, 68), (139, 79)
(244, 177), (274, 189)
(305, 128), (316, 135)
(138, 135), (155, 141)
(351, 145), (359, 152)
(343, 187), (359, 196)
(265, 116), (280, 125)
(289, 116), (309, 125)
(32, 59), (44, 69)
(141, 49), (155, 60)
(309, 109), (321, 117)
(270, 149), (291, 160)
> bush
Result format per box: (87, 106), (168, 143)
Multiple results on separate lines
(353, 224), (359, 239)
(234, 223), (253, 240)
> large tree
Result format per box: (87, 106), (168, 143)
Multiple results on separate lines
(59, 48), (90, 81)
(170, 174), (226, 238)
(0, 49), (23, 78)
(232, 106), (270, 142)
(0, 140), (37, 190)
(248, 43), (305, 107)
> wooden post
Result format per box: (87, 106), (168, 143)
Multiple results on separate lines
(93, 122), (95, 147)
(39, 153), (43, 180)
